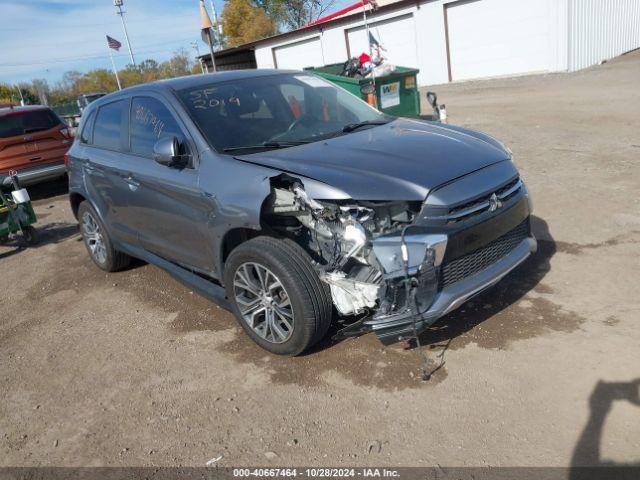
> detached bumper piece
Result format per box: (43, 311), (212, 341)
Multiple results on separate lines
(336, 219), (537, 345)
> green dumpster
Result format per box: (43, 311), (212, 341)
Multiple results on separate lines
(304, 63), (421, 117)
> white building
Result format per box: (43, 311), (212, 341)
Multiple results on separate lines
(206, 0), (640, 86)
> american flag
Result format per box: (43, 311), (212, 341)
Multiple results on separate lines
(106, 35), (122, 51)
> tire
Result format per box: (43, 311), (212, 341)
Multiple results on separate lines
(224, 236), (332, 356)
(78, 201), (130, 272)
(22, 226), (38, 245)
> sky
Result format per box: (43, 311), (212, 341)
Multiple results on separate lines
(0, 0), (350, 86)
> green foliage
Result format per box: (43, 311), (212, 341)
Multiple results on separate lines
(0, 50), (199, 107)
(0, 83), (38, 105)
(255, 0), (335, 30)
(221, 0), (279, 48)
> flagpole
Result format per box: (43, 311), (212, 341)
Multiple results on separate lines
(107, 46), (122, 90)
(362, 0), (376, 104)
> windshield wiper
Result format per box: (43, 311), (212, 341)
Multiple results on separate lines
(222, 140), (310, 153)
(341, 120), (390, 133)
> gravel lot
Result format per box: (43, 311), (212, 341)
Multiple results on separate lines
(1, 51), (639, 469)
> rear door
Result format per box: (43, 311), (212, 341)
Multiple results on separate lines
(120, 93), (214, 271)
(83, 98), (138, 245)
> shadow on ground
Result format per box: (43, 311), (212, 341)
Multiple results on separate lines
(413, 215), (583, 352)
(569, 378), (640, 480)
(0, 222), (79, 259)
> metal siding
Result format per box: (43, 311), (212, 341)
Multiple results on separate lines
(445, 0), (556, 81)
(569, 0), (640, 71)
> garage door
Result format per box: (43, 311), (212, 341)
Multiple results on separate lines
(347, 13), (418, 68)
(445, 0), (552, 81)
(273, 36), (324, 70)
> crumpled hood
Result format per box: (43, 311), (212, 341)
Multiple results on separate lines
(236, 118), (511, 200)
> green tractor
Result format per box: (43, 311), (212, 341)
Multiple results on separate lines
(0, 172), (38, 245)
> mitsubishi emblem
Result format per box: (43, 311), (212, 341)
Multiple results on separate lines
(489, 193), (503, 212)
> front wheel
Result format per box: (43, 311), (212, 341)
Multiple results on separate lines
(224, 236), (332, 356)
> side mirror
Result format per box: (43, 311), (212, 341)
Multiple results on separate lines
(153, 136), (186, 167)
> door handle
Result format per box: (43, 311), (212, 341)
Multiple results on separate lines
(123, 175), (140, 191)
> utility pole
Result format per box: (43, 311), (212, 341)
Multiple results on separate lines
(191, 41), (205, 74)
(114, 0), (136, 66)
(199, 0), (217, 72)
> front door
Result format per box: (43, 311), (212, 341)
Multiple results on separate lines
(120, 94), (215, 272)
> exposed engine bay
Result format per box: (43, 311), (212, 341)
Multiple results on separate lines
(262, 175), (451, 343)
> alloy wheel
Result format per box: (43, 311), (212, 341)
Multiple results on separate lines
(233, 262), (295, 344)
(81, 211), (107, 265)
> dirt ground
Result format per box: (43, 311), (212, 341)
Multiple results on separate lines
(1, 51), (639, 469)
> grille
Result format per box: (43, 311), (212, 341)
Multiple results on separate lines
(439, 219), (530, 288)
(425, 177), (523, 225)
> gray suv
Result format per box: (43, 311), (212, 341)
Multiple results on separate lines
(67, 70), (536, 355)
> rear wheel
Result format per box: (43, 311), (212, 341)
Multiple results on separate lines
(78, 201), (130, 272)
(224, 236), (332, 356)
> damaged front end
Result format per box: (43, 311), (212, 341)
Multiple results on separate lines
(262, 174), (536, 345)
(262, 176), (451, 345)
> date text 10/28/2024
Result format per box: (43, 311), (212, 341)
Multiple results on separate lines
(233, 469), (400, 478)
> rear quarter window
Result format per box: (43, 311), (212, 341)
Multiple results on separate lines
(79, 110), (96, 144)
(0, 109), (61, 138)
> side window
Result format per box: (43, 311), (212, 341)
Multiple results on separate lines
(130, 97), (184, 157)
(93, 100), (126, 151)
(79, 110), (96, 144)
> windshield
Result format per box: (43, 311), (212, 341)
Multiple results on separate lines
(177, 73), (389, 153)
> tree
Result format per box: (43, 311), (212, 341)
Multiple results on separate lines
(256, 0), (335, 30)
(16, 84), (39, 105)
(75, 69), (119, 94)
(31, 79), (51, 105)
(0, 84), (16, 104)
(59, 71), (83, 97)
(159, 49), (193, 78)
(10, 50), (200, 107)
(221, 0), (278, 48)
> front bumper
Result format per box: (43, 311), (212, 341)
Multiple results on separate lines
(339, 236), (537, 345)
(1, 161), (66, 188)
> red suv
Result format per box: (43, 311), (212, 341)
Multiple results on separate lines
(0, 105), (72, 187)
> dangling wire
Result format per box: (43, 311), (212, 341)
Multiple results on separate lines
(400, 224), (432, 381)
